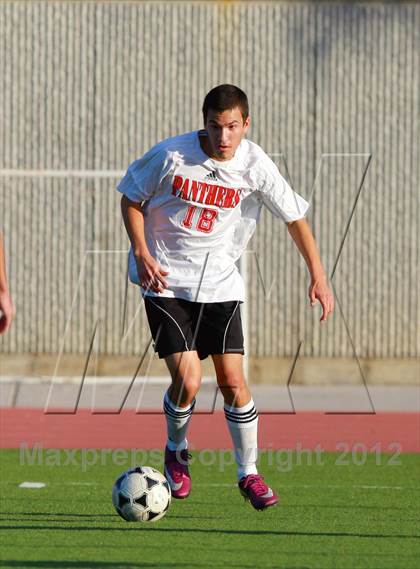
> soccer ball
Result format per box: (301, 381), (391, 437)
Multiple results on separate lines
(112, 466), (171, 522)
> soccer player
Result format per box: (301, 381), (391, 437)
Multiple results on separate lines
(0, 231), (15, 335)
(118, 85), (334, 510)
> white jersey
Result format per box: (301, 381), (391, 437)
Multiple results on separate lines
(117, 130), (310, 302)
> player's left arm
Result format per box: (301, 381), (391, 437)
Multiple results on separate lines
(286, 218), (334, 323)
(0, 231), (15, 334)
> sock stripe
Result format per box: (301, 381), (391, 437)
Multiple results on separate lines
(164, 408), (193, 420)
(225, 416), (258, 425)
(224, 411), (258, 424)
(224, 406), (257, 419)
(164, 405), (194, 419)
(164, 399), (195, 419)
(224, 404), (256, 416)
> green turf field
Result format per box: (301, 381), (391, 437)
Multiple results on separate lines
(0, 449), (419, 568)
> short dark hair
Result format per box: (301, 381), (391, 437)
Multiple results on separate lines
(202, 84), (249, 123)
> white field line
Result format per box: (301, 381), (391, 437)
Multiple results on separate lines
(18, 482), (46, 488)
(4, 482), (417, 491)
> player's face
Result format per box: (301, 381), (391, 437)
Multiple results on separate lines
(203, 107), (250, 161)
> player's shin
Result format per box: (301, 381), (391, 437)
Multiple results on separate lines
(224, 398), (259, 480)
(163, 389), (195, 451)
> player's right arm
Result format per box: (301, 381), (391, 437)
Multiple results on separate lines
(120, 195), (168, 293)
(118, 145), (172, 293)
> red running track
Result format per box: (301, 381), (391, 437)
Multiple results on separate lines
(1, 409), (419, 452)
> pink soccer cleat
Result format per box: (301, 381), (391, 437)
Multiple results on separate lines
(164, 446), (192, 499)
(238, 474), (279, 510)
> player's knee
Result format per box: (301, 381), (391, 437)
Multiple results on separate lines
(216, 372), (246, 394)
(169, 374), (201, 407)
(177, 374), (202, 398)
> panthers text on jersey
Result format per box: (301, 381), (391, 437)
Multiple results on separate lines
(117, 130), (310, 302)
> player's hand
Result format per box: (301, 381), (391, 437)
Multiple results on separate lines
(135, 253), (169, 294)
(0, 290), (15, 334)
(308, 275), (334, 322)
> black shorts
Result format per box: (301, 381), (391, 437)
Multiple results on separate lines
(143, 297), (245, 360)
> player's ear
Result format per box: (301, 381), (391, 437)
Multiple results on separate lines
(243, 115), (250, 131)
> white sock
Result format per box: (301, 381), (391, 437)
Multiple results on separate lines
(224, 398), (259, 480)
(163, 390), (195, 451)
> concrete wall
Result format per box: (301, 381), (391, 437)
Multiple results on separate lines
(1, 1), (418, 381)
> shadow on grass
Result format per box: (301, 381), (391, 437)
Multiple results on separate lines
(1, 525), (419, 539)
(0, 512), (225, 522)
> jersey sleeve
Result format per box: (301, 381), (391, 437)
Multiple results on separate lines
(256, 154), (311, 223)
(116, 145), (170, 203)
